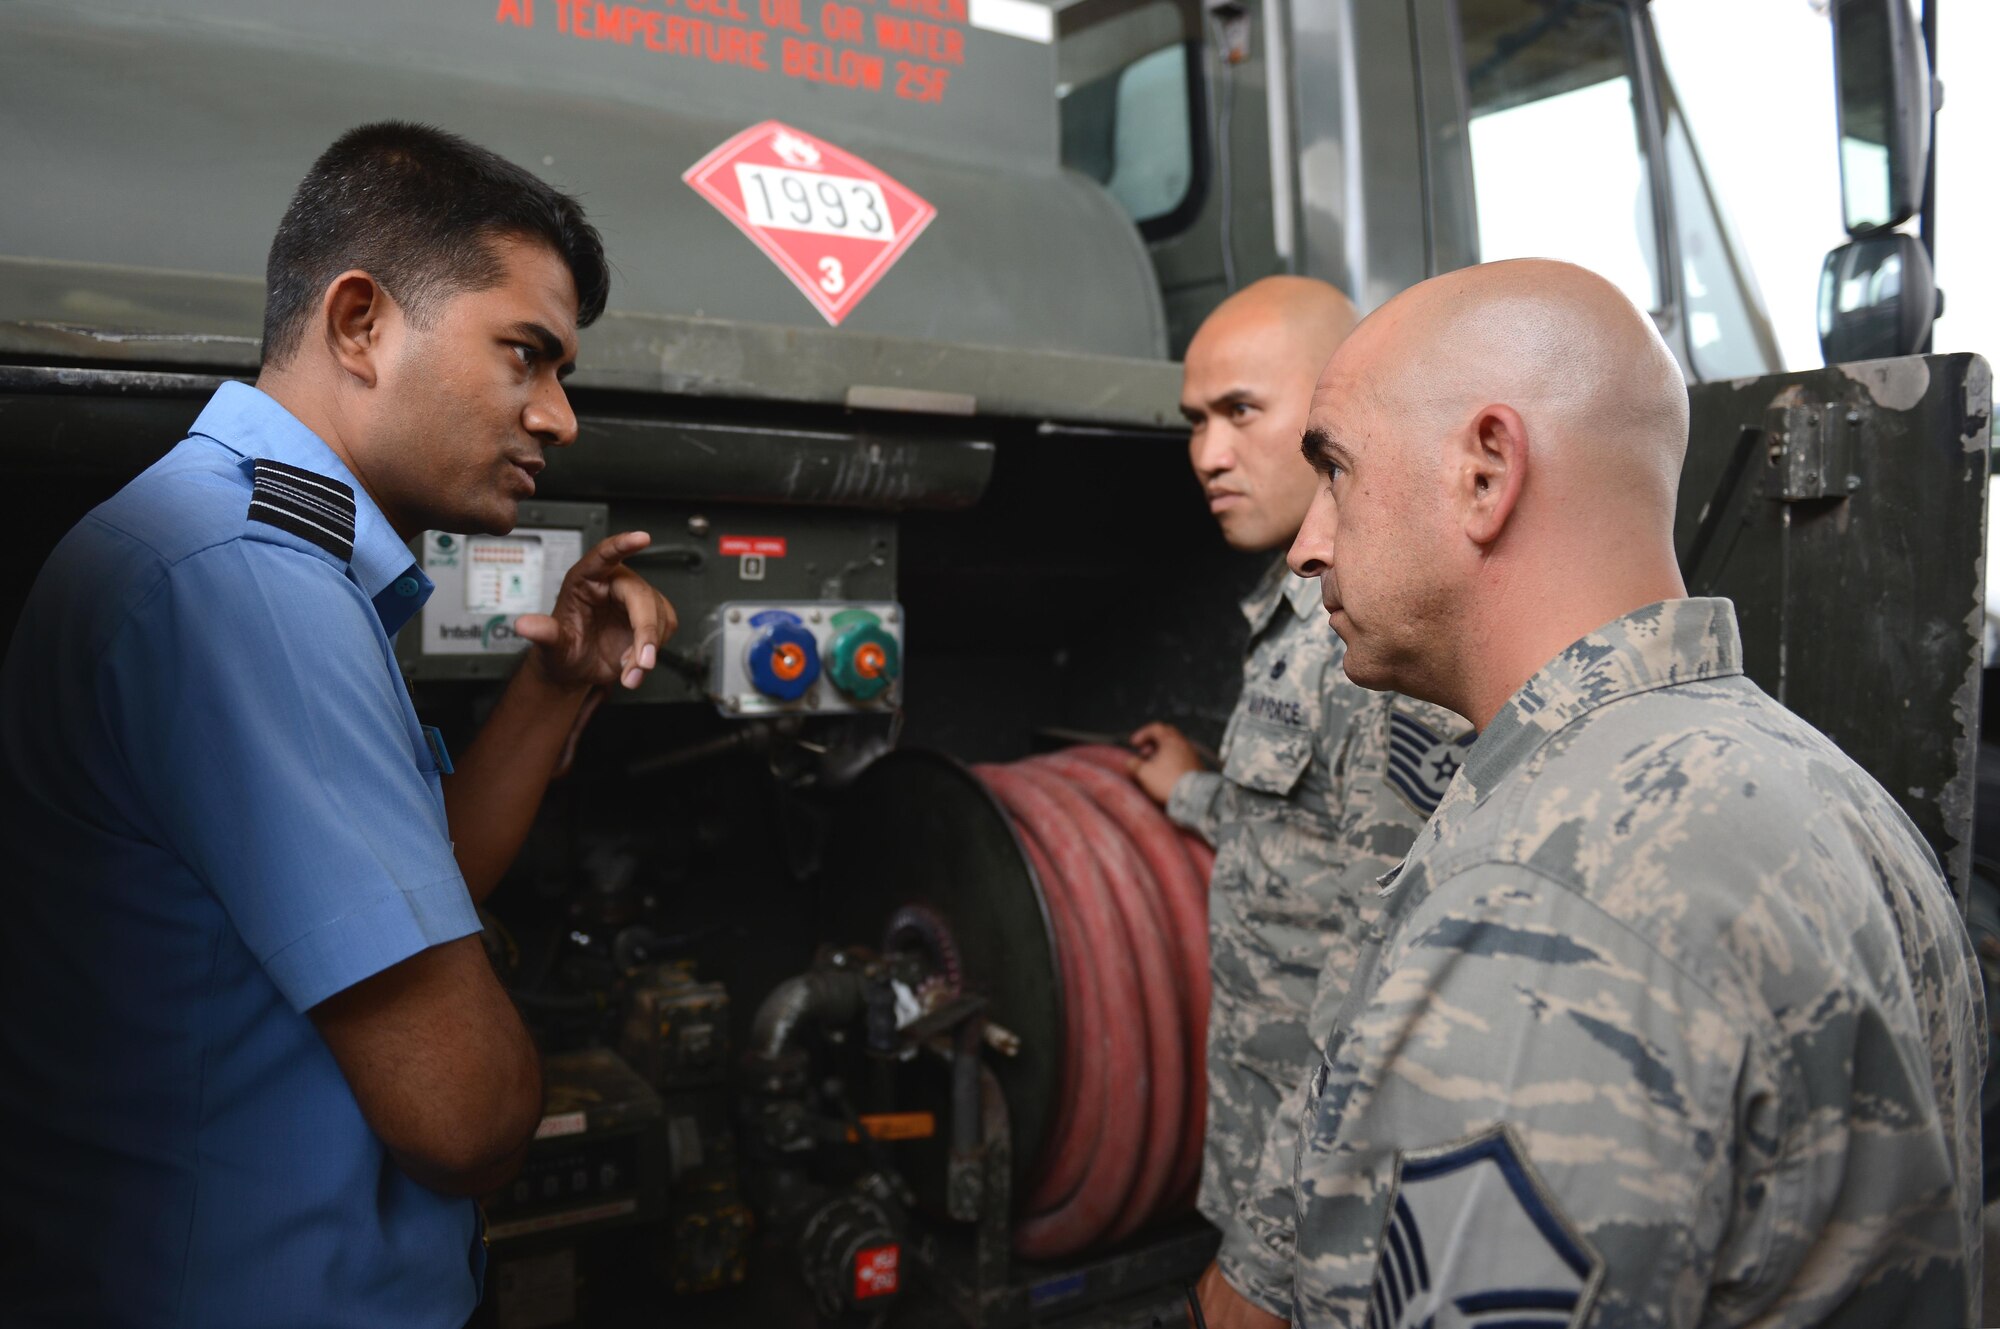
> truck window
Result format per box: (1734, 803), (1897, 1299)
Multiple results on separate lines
(1455, 0), (1661, 313)
(1645, 19), (1789, 379)
(1059, 1), (1201, 233)
(1661, 95), (1782, 379)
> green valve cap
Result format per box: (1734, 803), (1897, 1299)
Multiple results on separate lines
(827, 613), (900, 701)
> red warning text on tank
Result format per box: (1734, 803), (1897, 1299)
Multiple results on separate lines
(854, 1244), (900, 1299)
(683, 121), (936, 326)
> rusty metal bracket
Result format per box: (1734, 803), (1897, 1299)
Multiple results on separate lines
(1767, 403), (1861, 502)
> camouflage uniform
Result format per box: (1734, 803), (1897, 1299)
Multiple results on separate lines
(1222, 598), (1985, 1327)
(1167, 558), (1471, 1311)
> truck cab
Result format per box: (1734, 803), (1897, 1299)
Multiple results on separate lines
(1057, 0), (1782, 378)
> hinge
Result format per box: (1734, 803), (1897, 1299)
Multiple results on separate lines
(1767, 403), (1859, 502)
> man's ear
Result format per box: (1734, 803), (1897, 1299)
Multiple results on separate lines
(1456, 403), (1528, 546)
(321, 270), (393, 389)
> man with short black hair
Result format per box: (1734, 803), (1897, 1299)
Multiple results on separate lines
(1128, 277), (1472, 1323)
(0, 122), (672, 1327)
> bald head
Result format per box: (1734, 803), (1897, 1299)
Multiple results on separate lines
(1182, 277), (1360, 551)
(1288, 260), (1692, 725)
(1189, 276), (1360, 371)
(1340, 260), (1688, 503)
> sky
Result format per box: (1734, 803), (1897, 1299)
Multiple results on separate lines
(1651, 0), (1994, 371)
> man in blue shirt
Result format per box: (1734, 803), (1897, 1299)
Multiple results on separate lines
(0, 123), (675, 1327)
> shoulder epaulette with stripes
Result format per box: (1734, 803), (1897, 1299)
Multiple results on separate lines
(246, 458), (356, 563)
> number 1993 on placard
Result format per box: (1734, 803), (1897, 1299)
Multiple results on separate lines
(734, 164), (896, 240)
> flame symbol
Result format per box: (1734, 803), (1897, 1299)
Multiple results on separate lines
(771, 130), (822, 168)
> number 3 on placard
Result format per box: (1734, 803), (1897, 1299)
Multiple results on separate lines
(818, 256), (845, 295)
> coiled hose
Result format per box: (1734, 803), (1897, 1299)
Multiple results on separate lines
(971, 746), (1214, 1259)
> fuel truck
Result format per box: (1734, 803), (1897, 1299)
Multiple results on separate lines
(0, 0), (1985, 1324)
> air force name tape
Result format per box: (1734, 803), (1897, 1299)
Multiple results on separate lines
(1366, 1125), (1603, 1329)
(1387, 708), (1474, 817)
(248, 458), (356, 563)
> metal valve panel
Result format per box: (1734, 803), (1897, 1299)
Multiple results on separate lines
(711, 601), (904, 717)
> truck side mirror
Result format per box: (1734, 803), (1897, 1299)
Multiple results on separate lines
(1818, 230), (1937, 363)
(1830, 0), (1932, 234)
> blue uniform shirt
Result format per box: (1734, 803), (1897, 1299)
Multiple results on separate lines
(0, 382), (486, 1327)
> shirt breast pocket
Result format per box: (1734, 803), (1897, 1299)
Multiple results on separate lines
(1222, 723), (1314, 796)
(1222, 649), (1325, 797)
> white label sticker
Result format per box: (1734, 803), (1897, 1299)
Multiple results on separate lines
(465, 535), (544, 614)
(733, 164), (898, 240)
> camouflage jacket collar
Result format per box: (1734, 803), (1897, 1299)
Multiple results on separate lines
(1459, 597), (1744, 803)
(1241, 556), (1322, 634)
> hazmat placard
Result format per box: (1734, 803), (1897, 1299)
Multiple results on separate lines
(684, 120), (936, 325)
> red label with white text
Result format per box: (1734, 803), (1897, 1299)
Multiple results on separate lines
(684, 121), (936, 325)
(854, 1244), (900, 1299)
(719, 536), (789, 557)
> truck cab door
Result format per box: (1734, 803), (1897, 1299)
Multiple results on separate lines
(1671, 0), (1985, 907)
(1412, 0), (1782, 383)
(1423, 0), (1985, 904)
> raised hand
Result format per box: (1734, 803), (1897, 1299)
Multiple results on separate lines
(511, 531), (678, 691)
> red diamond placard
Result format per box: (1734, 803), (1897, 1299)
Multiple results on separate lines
(684, 121), (937, 327)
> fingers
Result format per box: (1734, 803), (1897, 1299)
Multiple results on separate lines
(511, 613), (560, 646)
(607, 568), (677, 690)
(527, 536), (677, 692)
(623, 572), (677, 645)
(566, 530), (654, 586)
(1130, 724), (1203, 805)
(611, 572), (653, 691)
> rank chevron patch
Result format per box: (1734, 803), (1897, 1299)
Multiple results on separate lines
(1366, 1125), (1603, 1329)
(1386, 707), (1474, 817)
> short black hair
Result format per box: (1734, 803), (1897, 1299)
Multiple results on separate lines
(261, 121), (609, 366)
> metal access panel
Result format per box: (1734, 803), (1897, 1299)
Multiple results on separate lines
(395, 501), (610, 682)
(1675, 353), (1991, 907)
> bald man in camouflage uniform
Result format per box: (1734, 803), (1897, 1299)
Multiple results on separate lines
(1205, 260), (1983, 1327)
(1129, 277), (1472, 1318)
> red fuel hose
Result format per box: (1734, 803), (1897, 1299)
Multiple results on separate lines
(1014, 763), (1183, 1243)
(976, 764), (1148, 1257)
(1033, 752), (1210, 1210)
(1063, 742), (1143, 779)
(1040, 749), (1209, 1002)
(1182, 834), (1216, 883)
(1011, 825), (1106, 1212)
(1062, 745), (1221, 879)
(975, 747), (1219, 1258)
